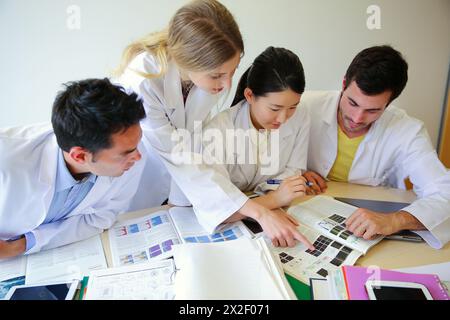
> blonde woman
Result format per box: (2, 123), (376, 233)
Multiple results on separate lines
(115, 0), (312, 249)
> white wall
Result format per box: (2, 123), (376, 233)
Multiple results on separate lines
(1, 0), (449, 146)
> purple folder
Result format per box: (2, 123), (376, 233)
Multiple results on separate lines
(342, 265), (449, 300)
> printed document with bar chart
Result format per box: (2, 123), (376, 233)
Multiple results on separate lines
(108, 207), (252, 267)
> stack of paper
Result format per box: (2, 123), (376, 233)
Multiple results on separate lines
(0, 256), (26, 299)
(84, 259), (176, 300)
(25, 235), (107, 284)
(172, 237), (296, 300)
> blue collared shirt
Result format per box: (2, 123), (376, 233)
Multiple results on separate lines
(24, 150), (97, 252)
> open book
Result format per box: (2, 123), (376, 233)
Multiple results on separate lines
(269, 195), (383, 284)
(108, 207), (252, 267)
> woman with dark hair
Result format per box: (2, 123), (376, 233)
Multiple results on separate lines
(202, 47), (312, 246)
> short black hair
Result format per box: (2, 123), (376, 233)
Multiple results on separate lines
(344, 45), (408, 103)
(51, 78), (145, 154)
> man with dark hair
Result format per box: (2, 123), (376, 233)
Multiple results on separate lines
(0, 78), (146, 258)
(302, 45), (450, 248)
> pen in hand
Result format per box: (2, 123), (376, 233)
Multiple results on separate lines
(266, 179), (314, 187)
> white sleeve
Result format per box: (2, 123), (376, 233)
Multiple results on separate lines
(123, 83), (247, 234)
(399, 125), (450, 249)
(25, 155), (146, 254)
(152, 115), (248, 233)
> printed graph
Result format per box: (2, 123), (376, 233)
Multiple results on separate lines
(183, 226), (243, 243)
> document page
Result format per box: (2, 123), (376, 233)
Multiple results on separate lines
(268, 225), (362, 284)
(173, 237), (294, 300)
(25, 235), (107, 284)
(169, 207), (252, 243)
(84, 259), (175, 300)
(0, 256), (26, 299)
(108, 210), (180, 267)
(288, 196), (382, 254)
(0, 255), (26, 282)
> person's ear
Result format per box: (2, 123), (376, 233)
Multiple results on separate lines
(342, 77), (346, 91)
(68, 147), (89, 164)
(244, 87), (254, 104)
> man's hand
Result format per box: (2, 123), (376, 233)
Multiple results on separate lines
(303, 171), (327, 194)
(273, 175), (307, 207)
(0, 237), (26, 259)
(345, 209), (425, 240)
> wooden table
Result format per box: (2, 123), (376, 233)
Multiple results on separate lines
(102, 181), (450, 270)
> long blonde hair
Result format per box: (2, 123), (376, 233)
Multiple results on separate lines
(116, 0), (244, 78)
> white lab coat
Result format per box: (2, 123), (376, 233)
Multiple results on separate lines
(302, 91), (450, 249)
(0, 123), (145, 254)
(203, 100), (310, 193)
(116, 52), (248, 232)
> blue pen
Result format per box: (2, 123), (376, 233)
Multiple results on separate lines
(266, 179), (314, 187)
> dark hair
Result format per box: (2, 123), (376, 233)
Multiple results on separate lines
(232, 46), (305, 106)
(344, 45), (408, 103)
(51, 78), (145, 154)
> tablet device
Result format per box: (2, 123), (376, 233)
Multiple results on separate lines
(365, 280), (433, 300)
(4, 280), (79, 300)
(334, 197), (424, 242)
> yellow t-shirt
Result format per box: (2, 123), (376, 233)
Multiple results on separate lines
(327, 126), (365, 182)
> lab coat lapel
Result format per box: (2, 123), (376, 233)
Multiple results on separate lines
(316, 93), (340, 176)
(37, 135), (59, 214)
(185, 87), (221, 132)
(163, 61), (185, 129)
(323, 95), (339, 148)
(234, 102), (259, 185)
(71, 176), (113, 214)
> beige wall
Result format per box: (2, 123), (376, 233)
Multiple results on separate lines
(438, 84), (450, 168)
(1, 0), (449, 147)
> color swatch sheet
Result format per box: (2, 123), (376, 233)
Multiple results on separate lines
(269, 225), (362, 284)
(108, 207), (252, 267)
(109, 210), (180, 267)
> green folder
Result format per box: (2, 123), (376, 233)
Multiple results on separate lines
(77, 276), (89, 300)
(285, 273), (311, 300)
